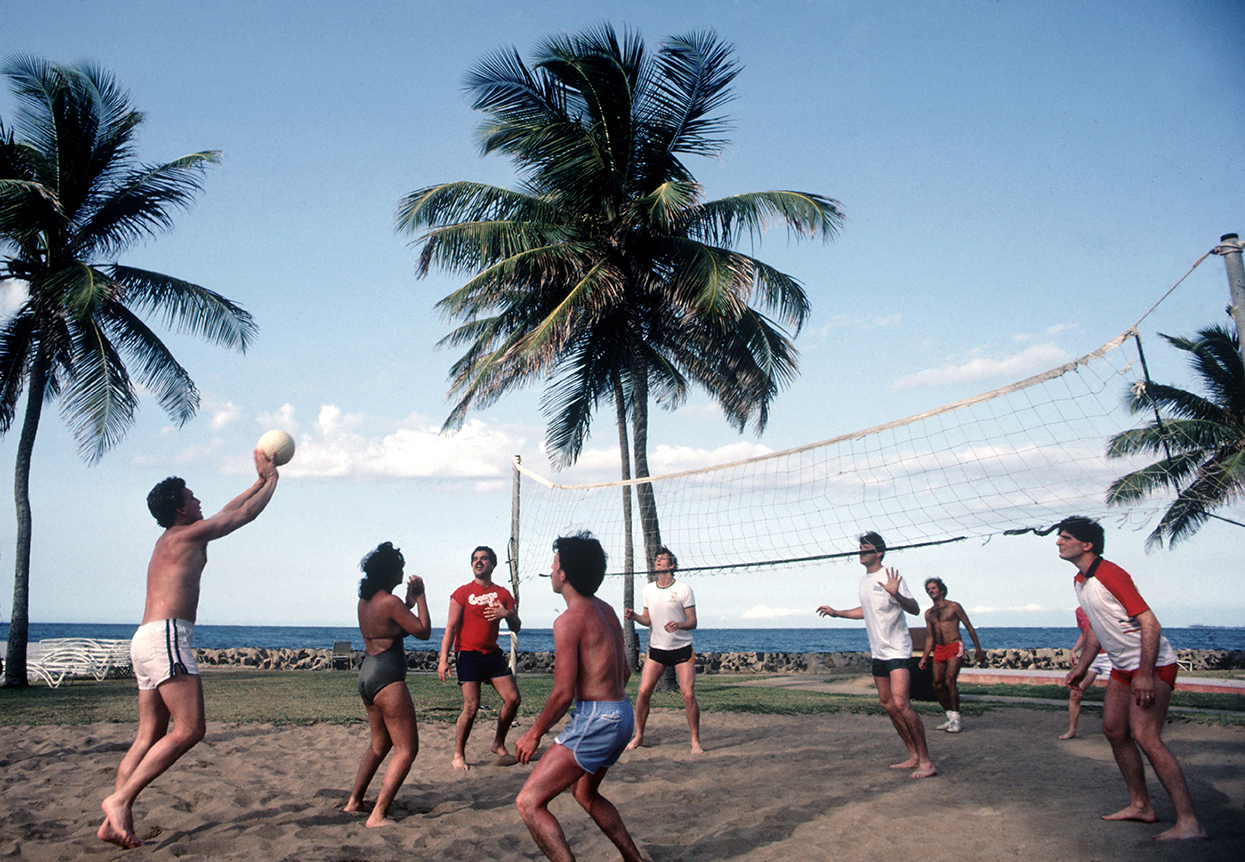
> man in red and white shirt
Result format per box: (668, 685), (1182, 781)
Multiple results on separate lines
(1057, 516), (1205, 841)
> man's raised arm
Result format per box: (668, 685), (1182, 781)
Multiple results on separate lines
(192, 450), (279, 542)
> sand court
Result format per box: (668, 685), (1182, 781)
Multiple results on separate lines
(2, 706), (1242, 861)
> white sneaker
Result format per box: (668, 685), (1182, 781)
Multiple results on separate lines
(946, 715), (962, 733)
(936, 715), (953, 730)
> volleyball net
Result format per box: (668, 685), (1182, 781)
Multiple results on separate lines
(512, 328), (1162, 580)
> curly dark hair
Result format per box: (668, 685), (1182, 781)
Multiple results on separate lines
(147, 477), (187, 528)
(359, 542), (405, 600)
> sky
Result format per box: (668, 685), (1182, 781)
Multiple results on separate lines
(1, 0), (1242, 633)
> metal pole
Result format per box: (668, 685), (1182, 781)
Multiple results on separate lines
(1213, 233), (1245, 362)
(508, 455), (521, 673)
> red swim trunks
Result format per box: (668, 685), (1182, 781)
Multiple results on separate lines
(1109, 663), (1178, 689)
(932, 641), (965, 663)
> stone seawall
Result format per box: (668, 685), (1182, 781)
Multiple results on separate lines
(192, 647), (1245, 673)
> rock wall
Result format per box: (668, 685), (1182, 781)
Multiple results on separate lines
(192, 647), (1245, 673)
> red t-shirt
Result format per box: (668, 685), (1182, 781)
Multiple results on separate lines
(450, 581), (515, 653)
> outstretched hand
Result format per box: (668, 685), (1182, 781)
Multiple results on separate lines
(879, 567), (902, 595)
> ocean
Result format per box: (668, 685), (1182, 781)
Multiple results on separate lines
(5, 623), (1245, 653)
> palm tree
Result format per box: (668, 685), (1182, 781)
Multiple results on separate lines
(396, 26), (842, 657)
(1106, 323), (1245, 549)
(0, 57), (256, 687)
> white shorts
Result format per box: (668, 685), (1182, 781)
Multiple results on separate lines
(131, 619), (199, 690)
(1088, 652), (1111, 677)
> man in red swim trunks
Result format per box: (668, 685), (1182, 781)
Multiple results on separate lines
(918, 577), (984, 733)
(1057, 516), (1206, 841)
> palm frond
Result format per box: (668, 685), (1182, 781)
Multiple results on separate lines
(108, 265), (257, 351)
(58, 317), (138, 462)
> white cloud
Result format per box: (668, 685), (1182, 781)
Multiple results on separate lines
(892, 342), (1069, 389)
(258, 403), (301, 434)
(968, 603), (1050, 614)
(209, 401), (242, 430)
(243, 407), (534, 480)
(741, 605), (806, 620)
(0, 279), (28, 318)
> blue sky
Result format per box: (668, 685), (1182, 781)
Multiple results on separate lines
(1, 0), (1242, 632)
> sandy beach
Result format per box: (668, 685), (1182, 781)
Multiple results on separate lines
(2, 699), (1243, 862)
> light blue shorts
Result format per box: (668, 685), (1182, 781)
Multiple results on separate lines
(555, 699), (634, 774)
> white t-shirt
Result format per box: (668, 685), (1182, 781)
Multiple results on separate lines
(643, 580), (695, 652)
(858, 570), (915, 660)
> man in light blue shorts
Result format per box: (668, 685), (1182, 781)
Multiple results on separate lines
(515, 532), (643, 862)
(98, 451), (279, 850)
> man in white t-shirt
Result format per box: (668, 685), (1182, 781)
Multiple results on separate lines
(817, 532), (935, 778)
(1058, 516), (1205, 841)
(623, 547), (703, 754)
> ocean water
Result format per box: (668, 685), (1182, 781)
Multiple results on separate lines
(5, 623), (1244, 653)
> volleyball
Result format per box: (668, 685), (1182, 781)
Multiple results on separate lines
(257, 429), (296, 466)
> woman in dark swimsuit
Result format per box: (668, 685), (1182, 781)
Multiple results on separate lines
(343, 542), (431, 827)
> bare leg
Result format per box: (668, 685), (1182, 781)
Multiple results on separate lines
(1100, 678), (1157, 823)
(879, 669), (935, 778)
(366, 683), (420, 827)
(489, 673), (521, 759)
(100, 674), (206, 849)
(1127, 680), (1207, 840)
(674, 660), (703, 754)
(944, 653), (962, 712)
(517, 743), (642, 862)
(930, 661), (951, 712)
(453, 681), (481, 771)
(1061, 670), (1096, 740)
(875, 673), (919, 769)
(625, 659), (663, 750)
(572, 763), (644, 862)
(344, 698), (391, 814)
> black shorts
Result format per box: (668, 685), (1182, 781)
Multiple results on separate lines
(456, 648), (513, 683)
(647, 644), (694, 667)
(871, 657), (909, 677)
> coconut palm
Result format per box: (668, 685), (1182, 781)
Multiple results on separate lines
(0, 57), (256, 686)
(1106, 323), (1245, 549)
(398, 28), (843, 627)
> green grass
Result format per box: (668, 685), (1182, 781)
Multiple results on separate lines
(2, 671), (1241, 727)
(957, 682), (1245, 713)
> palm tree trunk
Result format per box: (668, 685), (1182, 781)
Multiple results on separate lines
(5, 356), (47, 688)
(628, 349), (662, 571)
(613, 376), (638, 669)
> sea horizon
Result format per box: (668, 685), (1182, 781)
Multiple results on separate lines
(6, 623), (1244, 654)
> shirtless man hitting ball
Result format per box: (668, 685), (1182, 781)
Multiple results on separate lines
(99, 449), (278, 849)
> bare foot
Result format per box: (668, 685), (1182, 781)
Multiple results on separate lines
(493, 753), (519, 767)
(909, 761), (938, 779)
(690, 742), (705, 755)
(1153, 820), (1208, 841)
(98, 799), (142, 849)
(366, 814), (397, 828)
(1058, 730), (1076, 740)
(343, 797), (363, 814)
(625, 737), (645, 751)
(452, 754), (470, 772)
(1102, 804), (1156, 823)
(890, 757), (919, 769)
(490, 741), (511, 758)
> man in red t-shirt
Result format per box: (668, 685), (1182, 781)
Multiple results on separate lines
(438, 546), (523, 771)
(1057, 516), (1206, 841)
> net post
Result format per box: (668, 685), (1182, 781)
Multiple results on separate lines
(508, 455), (521, 674)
